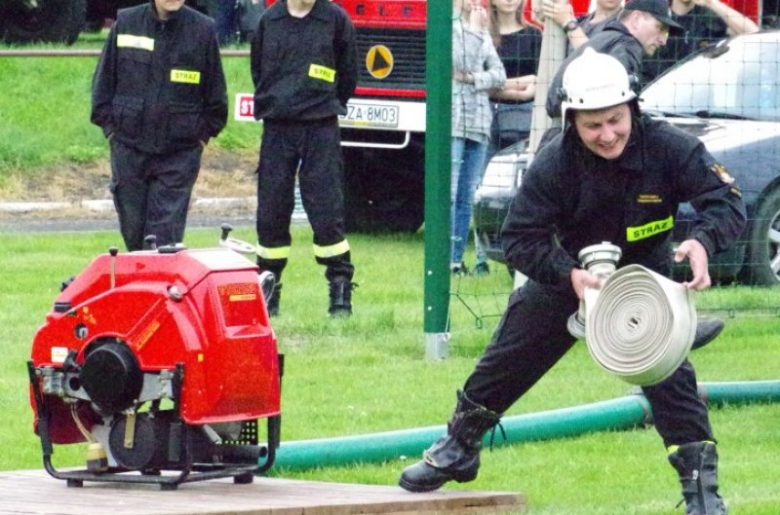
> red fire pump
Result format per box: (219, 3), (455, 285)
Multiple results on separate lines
(28, 229), (282, 490)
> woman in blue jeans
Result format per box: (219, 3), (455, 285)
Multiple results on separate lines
(451, 0), (506, 275)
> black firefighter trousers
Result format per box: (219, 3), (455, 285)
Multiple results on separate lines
(110, 139), (203, 251)
(462, 280), (715, 447)
(255, 118), (353, 283)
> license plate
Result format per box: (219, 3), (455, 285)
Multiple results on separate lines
(340, 103), (400, 128)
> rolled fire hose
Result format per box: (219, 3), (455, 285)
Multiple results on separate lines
(568, 243), (697, 387)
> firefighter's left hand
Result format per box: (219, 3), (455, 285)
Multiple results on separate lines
(675, 239), (711, 291)
(571, 267), (603, 301)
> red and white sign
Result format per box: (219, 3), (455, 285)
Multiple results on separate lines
(235, 93), (256, 122)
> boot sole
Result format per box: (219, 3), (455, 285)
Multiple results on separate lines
(398, 476), (446, 493)
(398, 470), (477, 493)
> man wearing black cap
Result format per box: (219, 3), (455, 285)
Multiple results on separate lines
(546, 0), (684, 121)
(643, 0), (759, 83)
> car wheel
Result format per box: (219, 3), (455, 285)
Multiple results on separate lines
(1, 0), (86, 45)
(740, 188), (780, 285)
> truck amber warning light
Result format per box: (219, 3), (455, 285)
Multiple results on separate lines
(366, 45), (393, 79)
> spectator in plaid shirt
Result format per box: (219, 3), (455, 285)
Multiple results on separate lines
(450, 0), (506, 275)
(643, 0), (758, 82)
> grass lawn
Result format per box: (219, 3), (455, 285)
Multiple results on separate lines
(1, 224), (779, 514)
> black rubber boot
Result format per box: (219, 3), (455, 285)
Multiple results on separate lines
(257, 258), (283, 317)
(691, 318), (724, 350)
(398, 391), (501, 493)
(328, 278), (355, 317)
(668, 442), (727, 515)
(266, 283), (281, 317)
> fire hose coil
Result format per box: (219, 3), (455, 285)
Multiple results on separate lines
(585, 264), (697, 386)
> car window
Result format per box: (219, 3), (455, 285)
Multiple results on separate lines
(641, 35), (780, 122)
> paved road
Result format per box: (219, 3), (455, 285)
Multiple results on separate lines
(0, 192), (305, 233)
(0, 209), (256, 234)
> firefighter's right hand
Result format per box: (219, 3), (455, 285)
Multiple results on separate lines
(571, 267), (603, 301)
(541, 0), (575, 26)
(674, 239), (712, 291)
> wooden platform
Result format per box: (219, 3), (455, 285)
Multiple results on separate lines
(0, 470), (526, 515)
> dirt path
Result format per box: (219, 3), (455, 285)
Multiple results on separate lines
(0, 147), (259, 232)
(0, 146), (258, 203)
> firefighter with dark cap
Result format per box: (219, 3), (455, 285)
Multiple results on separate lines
(250, 0), (358, 317)
(546, 0), (686, 122)
(91, 0), (228, 252)
(399, 49), (745, 515)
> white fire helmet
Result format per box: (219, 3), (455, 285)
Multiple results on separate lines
(560, 48), (637, 121)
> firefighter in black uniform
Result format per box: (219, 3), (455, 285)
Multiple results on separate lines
(399, 49), (745, 515)
(544, 0), (727, 344)
(91, 0), (228, 252)
(250, 0), (358, 317)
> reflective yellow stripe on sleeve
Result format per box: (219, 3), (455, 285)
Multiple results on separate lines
(313, 240), (350, 258)
(117, 34), (155, 51)
(256, 244), (291, 260)
(626, 215), (674, 242)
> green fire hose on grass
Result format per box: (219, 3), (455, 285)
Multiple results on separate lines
(270, 380), (780, 471)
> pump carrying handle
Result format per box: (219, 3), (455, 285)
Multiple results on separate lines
(219, 223), (256, 255)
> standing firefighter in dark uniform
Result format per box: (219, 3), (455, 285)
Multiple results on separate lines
(250, 0), (358, 317)
(91, 0), (228, 252)
(399, 49), (746, 515)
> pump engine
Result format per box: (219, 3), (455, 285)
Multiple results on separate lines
(28, 238), (281, 489)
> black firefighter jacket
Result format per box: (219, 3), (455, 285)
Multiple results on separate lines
(250, 0), (358, 122)
(91, 2), (228, 154)
(501, 114), (747, 286)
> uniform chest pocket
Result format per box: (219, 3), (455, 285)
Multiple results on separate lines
(118, 48), (152, 68)
(303, 30), (337, 90)
(117, 49), (152, 91)
(169, 66), (203, 102)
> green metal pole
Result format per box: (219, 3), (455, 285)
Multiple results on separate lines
(423, 0), (452, 359)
